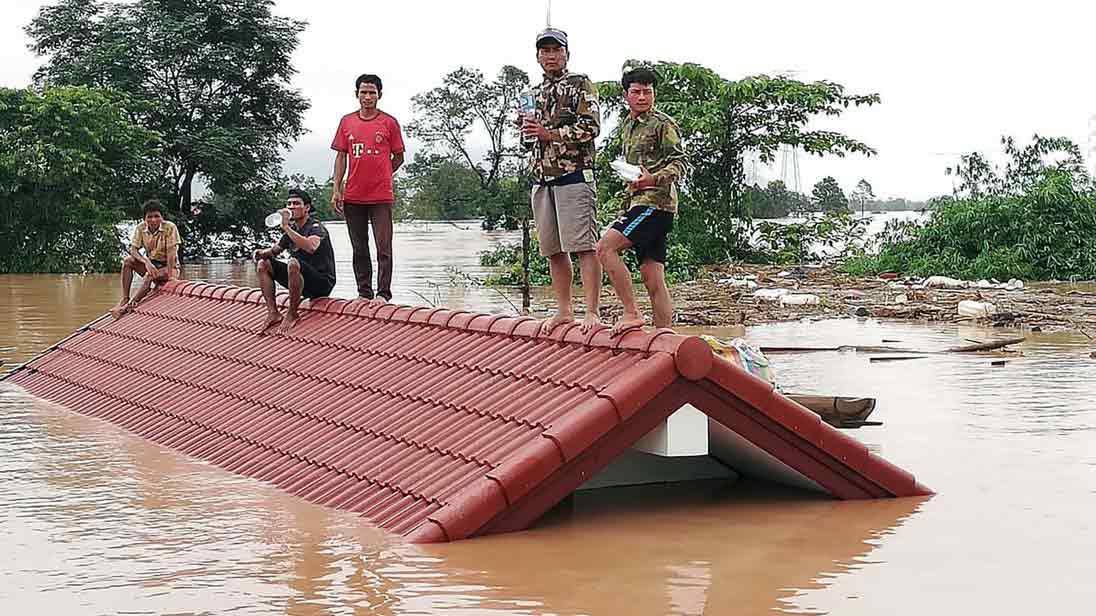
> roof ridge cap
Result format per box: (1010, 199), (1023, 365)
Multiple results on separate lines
(156, 283), (712, 374)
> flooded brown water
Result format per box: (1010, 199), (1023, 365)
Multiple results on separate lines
(3, 223), (1096, 614)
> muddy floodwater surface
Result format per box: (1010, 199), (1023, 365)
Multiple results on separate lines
(2, 222), (1094, 614)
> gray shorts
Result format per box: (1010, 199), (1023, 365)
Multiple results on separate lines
(530, 182), (598, 257)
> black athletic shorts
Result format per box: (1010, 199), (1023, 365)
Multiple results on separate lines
(610, 206), (675, 264)
(270, 258), (335, 299)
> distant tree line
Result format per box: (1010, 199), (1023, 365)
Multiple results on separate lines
(744, 177), (926, 219)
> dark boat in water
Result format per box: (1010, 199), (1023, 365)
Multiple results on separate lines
(786, 394), (879, 429)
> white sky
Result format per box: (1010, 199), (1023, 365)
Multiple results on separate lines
(3, 0), (1095, 200)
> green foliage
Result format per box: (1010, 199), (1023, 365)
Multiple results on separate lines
(755, 210), (870, 265)
(406, 66), (528, 190)
(480, 239), (551, 287)
(745, 180), (810, 218)
(479, 174), (533, 231)
(406, 65), (533, 231)
(811, 176), (849, 212)
(946, 135), (1086, 199)
(286, 174), (337, 222)
(597, 61), (879, 265)
(845, 135), (1096, 280)
(850, 178), (875, 214)
(0, 86), (160, 273)
(399, 153), (490, 220)
(26, 0), (310, 258)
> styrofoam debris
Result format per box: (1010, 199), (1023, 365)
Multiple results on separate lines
(780, 293), (821, 306)
(753, 288), (790, 301)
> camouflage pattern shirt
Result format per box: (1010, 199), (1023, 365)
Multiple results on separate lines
(526, 70), (600, 183)
(621, 109), (686, 213)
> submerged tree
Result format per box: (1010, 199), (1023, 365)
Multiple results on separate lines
(26, 0), (311, 257)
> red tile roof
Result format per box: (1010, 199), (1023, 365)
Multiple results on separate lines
(4, 281), (930, 542)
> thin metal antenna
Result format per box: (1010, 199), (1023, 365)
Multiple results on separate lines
(774, 68), (802, 194)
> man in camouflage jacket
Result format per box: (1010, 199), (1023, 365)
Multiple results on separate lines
(596, 66), (687, 335)
(521, 27), (603, 334)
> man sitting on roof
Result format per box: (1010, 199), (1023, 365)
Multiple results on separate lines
(253, 189), (337, 333)
(110, 200), (180, 319)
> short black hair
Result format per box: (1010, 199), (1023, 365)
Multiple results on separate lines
(622, 67), (658, 91)
(355, 74), (383, 95)
(141, 200), (164, 217)
(287, 188), (312, 206)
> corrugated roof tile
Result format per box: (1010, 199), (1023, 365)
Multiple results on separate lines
(5, 282), (930, 542)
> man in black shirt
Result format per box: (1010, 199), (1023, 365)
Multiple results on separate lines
(253, 188), (337, 333)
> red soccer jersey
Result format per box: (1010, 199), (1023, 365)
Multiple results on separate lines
(331, 110), (405, 204)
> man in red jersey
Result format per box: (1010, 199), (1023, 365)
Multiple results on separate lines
(330, 73), (405, 302)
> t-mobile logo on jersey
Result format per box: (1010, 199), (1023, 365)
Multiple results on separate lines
(351, 142), (365, 158)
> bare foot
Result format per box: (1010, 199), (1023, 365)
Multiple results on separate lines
(579, 312), (603, 334)
(259, 310), (282, 334)
(276, 311), (299, 334)
(540, 313), (575, 335)
(109, 301), (132, 320)
(610, 315), (646, 337)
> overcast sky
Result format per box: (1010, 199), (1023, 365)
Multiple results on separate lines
(3, 0), (1095, 200)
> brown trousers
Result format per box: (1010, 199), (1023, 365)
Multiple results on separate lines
(343, 202), (393, 300)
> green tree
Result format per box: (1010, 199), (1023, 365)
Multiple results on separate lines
(756, 210), (869, 264)
(0, 86), (160, 273)
(845, 135), (1096, 280)
(400, 153), (487, 220)
(26, 0), (310, 257)
(811, 176), (849, 212)
(406, 66), (529, 199)
(746, 180), (812, 218)
(851, 178), (875, 216)
(409, 65), (537, 309)
(269, 173), (336, 221)
(598, 61), (878, 263)
(947, 134), (1089, 198)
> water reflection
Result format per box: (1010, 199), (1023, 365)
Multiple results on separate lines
(419, 482), (924, 616)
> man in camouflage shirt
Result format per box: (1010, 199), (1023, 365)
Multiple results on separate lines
(521, 27), (603, 334)
(596, 66), (687, 335)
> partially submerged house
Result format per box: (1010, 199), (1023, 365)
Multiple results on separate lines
(3, 281), (930, 542)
